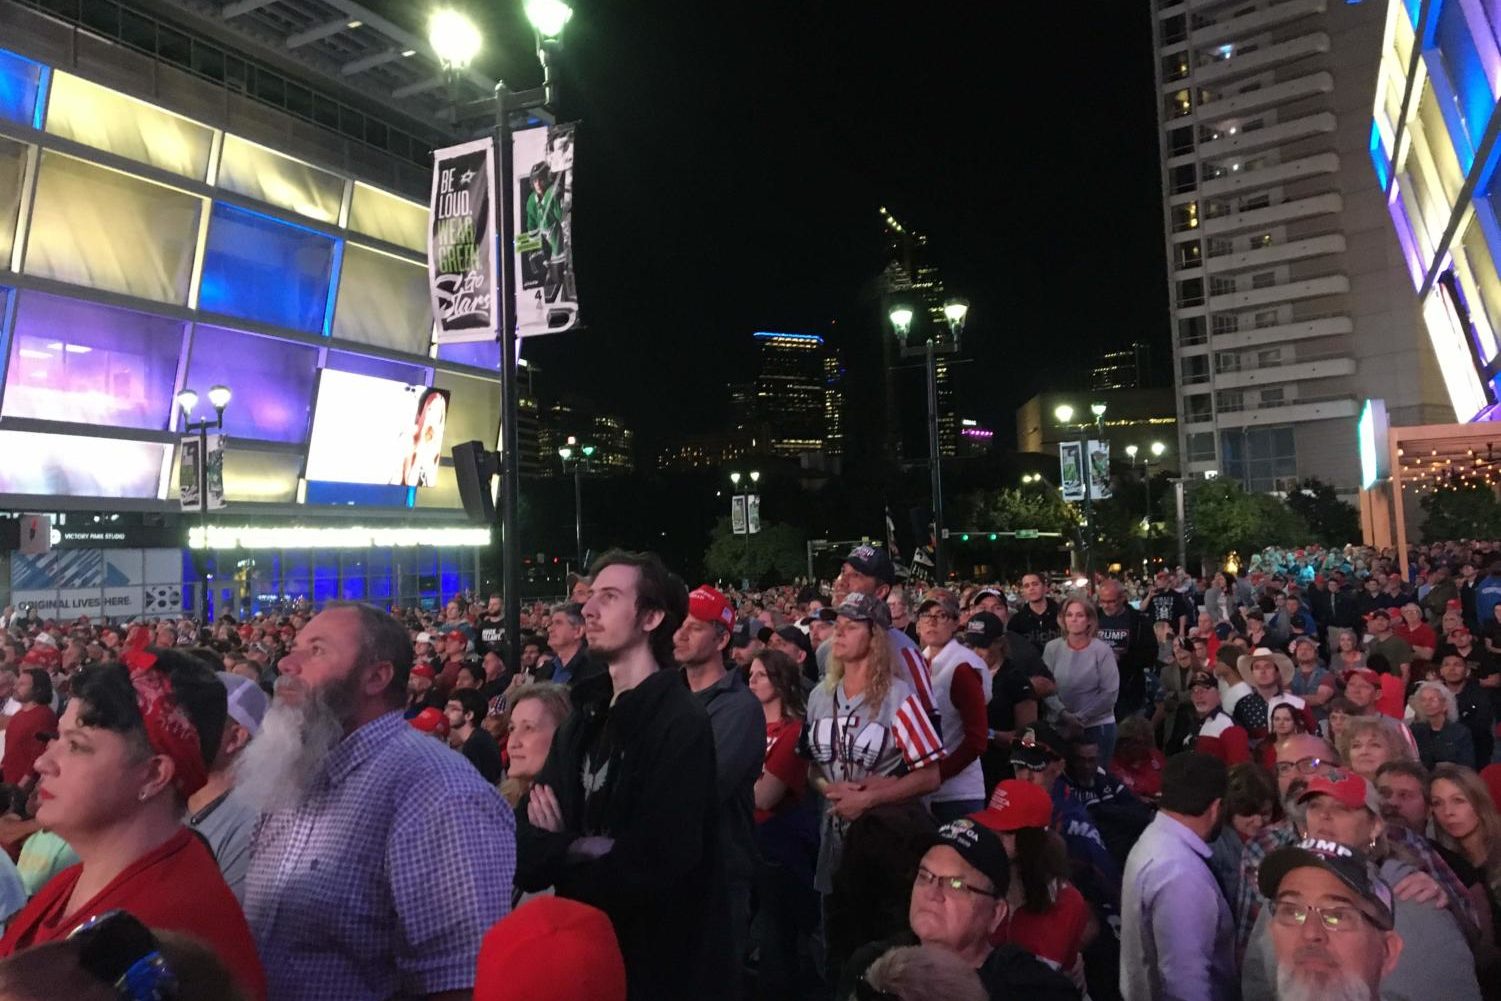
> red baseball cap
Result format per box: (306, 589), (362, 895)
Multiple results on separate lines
(476, 898), (626, 1001)
(973, 779), (1053, 832)
(1297, 771), (1379, 814)
(409, 707), (449, 738)
(687, 585), (735, 630)
(1342, 667), (1380, 689)
(410, 663), (436, 681)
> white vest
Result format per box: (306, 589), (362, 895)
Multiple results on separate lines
(924, 638), (992, 805)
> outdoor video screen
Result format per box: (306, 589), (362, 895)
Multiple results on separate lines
(305, 370), (449, 487)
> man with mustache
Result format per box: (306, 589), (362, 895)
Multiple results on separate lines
(240, 601), (514, 1001)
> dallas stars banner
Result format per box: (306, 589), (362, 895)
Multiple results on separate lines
(512, 122), (580, 337)
(429, 138), (498, 345)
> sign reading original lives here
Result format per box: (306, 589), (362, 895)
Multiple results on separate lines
(429, 138), (498, 344)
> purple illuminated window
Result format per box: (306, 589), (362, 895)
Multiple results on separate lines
(436, 340), (500, 370)
(325, 349), (428, 386)
(2, 291), (185, 429)
(181, 326), (319, 442)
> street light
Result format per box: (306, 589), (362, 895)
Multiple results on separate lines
(431, 2), (572, 677)
(1056, 400), (1108, 575)
(888, 296), (970, 583)
(558, 436), (594, 571)
(730, 470), (760, 582)
(178, 385), (230, 619)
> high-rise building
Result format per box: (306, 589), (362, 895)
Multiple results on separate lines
(880, 208), (960, 457)
(1150, 0), (1450, 492)
(539, 399), (635, 475)
(734, 332), (833, 457)
(824, 348), (846, 458)
(1091, 342), (1154, 391)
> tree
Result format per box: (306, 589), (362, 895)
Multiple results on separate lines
(1420, 481), (1501, 541)
(953, 485), (1078, 535)
(703, 517), (808, 586)
(1170, 479), (1309, 569)
(1284, 477), (1360, 546)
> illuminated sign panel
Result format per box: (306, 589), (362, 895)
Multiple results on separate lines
(189, 525), (491, 549)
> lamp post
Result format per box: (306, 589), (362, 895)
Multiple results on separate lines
(557, 436), (594, 571)
(177, 384), (230, 619)
(730, 470), (760, 581)
(888, 297), (969, 583)
(1055, 400), (1106, 575)
(430, 1), (571, 674)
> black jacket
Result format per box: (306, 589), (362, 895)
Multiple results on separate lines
(840, 930), (1080, 1001)
(515, 665), (725, 1001)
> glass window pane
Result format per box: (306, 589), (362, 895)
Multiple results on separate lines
(0, 49), (44, 127)
(326, 349), (427, 385)
(413, 465), (460, 509)
(198, 203), (336, 332)
(348, 182), (426, 253)
(436, 340), (500, 370)
(313, 551), (339, 604)
(3, 291), (185, 429)
(282, 551), (310, 603)
(0, 430), (167, 497)
(432, 370), (499, 449)
(219, 447), (301, 502)
(181, 325), (319, 442)
(0, 136), (25, 269)
(332, 244), (432, 353)
(45, 72), (214, 181)
(25, 151), (203, 304)
(216, 134), (343, 224)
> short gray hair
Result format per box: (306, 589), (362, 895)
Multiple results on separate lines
(1409, 680), (1460, 723)
(549, 602), (585, 628)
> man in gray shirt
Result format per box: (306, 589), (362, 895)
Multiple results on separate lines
(189, 671), (268, 903)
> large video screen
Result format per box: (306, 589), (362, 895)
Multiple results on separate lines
(305, 370), (449, 487)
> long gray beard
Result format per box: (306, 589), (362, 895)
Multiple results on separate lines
(234, 676), (355, 813)
(1276, 962), (1377, 1001)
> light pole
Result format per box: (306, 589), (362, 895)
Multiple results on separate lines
(730, 470), (760, 581)
(177, 384), (230, 618)
(430, 1), (571, 674)
(889, 297), (969, 583)
(1056, 401), (1106, 575)
(557, 436), (594, 571)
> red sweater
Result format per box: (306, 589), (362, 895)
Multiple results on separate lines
(0, 827), (266, 1000)
(2, 704), (56, 786)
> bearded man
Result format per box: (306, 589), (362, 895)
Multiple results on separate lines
(240, 601), (513, 1001)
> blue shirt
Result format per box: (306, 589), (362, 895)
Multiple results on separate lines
(245, 711), (515, 1000)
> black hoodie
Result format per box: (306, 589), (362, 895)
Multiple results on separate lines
(515, 664), (725, 1001)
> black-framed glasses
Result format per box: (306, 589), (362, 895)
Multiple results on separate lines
(1270, 899), (1373, 932)
(1275, 756), (1328, 777)
(914, 865), (999, 899)
(69, 910), (178, 1001)
(916, 611), (954, 623)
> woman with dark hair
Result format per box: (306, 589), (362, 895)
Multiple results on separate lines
(1, 668), (56, 788)
(748, 648), (807, 822)
(0, 635), (265, 1000)
(977, 778), (1094, 990)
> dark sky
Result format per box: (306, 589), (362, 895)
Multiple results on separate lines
(380, 1), (1169, 454)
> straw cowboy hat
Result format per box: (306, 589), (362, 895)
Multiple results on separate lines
(1237, 646), (1294, 686)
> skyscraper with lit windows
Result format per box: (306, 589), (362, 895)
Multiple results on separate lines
(880, 207), (959, 457)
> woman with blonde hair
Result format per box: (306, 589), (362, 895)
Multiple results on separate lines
(1336, 714), (1417, 781)
(1409, 681), (1475, 769)
(1044, 593), (1120, 763)
(1431, 764), (1501, 939)
(1331, 627), (1366, 671)
(499, 682), (571, 808)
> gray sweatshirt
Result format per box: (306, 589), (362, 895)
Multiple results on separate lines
(1043, 637), (1120, 728)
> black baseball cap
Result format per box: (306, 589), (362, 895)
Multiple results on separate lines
(1258, 838), (1395, 930)
(773, 625), (815, 661)
(932, 819), (1009, 894)
(1009, 724), (1065, 770)
(843, 544), (896, 585)
(961, 612), (1007, 647)
(969, 587), (1005, 608)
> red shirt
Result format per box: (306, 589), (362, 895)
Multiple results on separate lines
(756, 716), (806, 824)
(2, 704), (56, 786)
(0, 826), (266, 1001)
(1110, 748), (1166, 800)
(992, 880), (1090, 971)
(1392, 621), (1436, 652)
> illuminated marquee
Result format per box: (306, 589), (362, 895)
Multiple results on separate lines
(189, 525), (492, 550)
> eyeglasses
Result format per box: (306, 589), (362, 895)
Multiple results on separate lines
(916, 612), (953, 623)
(69, 909), (178, 1000)
(1275, 756), (1328, 777)
(1271, 899), (1373, 932)
(914, 865), (999, 900)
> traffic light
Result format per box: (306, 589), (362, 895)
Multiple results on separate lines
(988, 533), (998, 541)
(960, 533), (970, 542)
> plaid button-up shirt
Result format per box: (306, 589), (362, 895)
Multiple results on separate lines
(245, 711), (514, 1000)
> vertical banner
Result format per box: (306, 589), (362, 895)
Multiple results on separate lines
(1089, 440), (1112, 500)
(179, 436), (202, 512)
(206, 432), (226, 511)
(18, 515), (51, 556)
(747, 494), (761, 534)
(731, 495), (748, 535)
(512, 122), (579, 337)
(429, 138), (498, 345)
(1059, 441), (1084, 501)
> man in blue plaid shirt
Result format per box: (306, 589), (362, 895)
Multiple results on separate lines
(241, 601), (514, 1001)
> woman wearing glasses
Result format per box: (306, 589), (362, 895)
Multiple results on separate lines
(0, 640), (265, 1001)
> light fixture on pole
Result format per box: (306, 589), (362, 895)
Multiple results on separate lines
(889, 297), (968, 584)
(1056, 401), (1107, 576)
(558, 436), (594, 571)
(431, 1), (572, 677)
(178, 384), (230, 619)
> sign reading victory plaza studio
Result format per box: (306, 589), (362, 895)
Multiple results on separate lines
(429, 138), (498, 344)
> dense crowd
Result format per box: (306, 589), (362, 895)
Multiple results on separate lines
(0, 539), (1496, 1000)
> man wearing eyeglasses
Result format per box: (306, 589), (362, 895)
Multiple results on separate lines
(1258, 838), (1402, 1001)
(839, 819), (1079, 1001)
(1120, 752), (1236, 1001)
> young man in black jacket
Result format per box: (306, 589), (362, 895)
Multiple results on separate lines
(515, 550), (726, 1001)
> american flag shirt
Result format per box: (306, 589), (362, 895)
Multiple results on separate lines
(801, 676), (943, 892)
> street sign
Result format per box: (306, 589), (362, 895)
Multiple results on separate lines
(1016, 529), (1039, 540)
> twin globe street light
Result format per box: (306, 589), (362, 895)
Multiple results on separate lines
(887, 297), (969, 582)
(557, 436), (594, 574)
(1054, 401), (1108, 575)
(177, 385), (231, 611)
(1124, 441), (1168, 535)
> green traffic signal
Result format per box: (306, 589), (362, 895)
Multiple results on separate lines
(960, 533), (970, 542)
(988, 533), (998, 541)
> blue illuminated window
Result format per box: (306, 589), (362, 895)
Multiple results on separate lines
(1370, 122), (1391, 192)
(0, 49), (45, 128)
(303, 480), (412, 507)
(197, 203), (336, 333)
(325, 349), (429, 386)
(1433, 0), (1495, 171)
(436, 340), (501, 370)
(182, 325), (319, 442)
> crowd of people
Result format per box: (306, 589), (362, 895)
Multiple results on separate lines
(0, 538), (1496, 999)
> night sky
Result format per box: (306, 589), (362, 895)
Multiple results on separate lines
(376, 1), (1169, 455)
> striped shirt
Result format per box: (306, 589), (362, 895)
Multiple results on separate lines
(889, 627), (939, 727)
